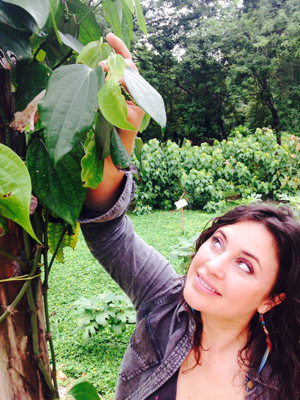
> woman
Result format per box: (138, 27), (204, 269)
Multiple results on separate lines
(79, 33), (300, 400)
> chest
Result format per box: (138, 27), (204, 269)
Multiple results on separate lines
(176, 350), (247, 400)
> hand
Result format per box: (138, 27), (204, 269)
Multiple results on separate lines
(85, 34), (144, 212)
(101, 33), (145, 132)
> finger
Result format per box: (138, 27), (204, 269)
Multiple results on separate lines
(106, 32), (132, 60)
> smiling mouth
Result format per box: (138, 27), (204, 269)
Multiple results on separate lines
(197, 273), (221, 295)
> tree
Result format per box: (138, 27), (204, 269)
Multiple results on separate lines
(135, 0), (300, 144)
(217, 0), (300, 142)
(0, 1), (165, 399)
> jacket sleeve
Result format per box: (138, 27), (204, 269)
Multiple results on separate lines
(79, 175), (181, 312)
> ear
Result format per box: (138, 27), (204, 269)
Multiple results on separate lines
(257, 293), (286, 314)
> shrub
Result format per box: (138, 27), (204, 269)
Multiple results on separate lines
(132, 129), (300, 212)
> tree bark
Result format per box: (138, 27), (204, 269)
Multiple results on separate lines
(0, 69), (55, 400)
(0, 222), (53, 400)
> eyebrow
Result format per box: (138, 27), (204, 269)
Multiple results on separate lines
(218, 229), (262, 269)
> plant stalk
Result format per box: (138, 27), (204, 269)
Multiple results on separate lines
(42, 210), (59, 391)
(26, 284), (59, 399)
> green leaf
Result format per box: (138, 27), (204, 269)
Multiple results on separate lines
(106, 0), (123, 38)
(95, 65), (105, 91)
(134, 137), (143, 163)
(26, 139), (88, 227)
(133, 0), (147, 34)
(110, 127), (131, 168)
(0, 25), (32, 67)
(123, 67), (166, 128)
(107, 54), (126, 81)
(3, 0), (50, 30)
(95, 313), (108, 327)
(49, 0), (62, 44)
(67, 0), (102, 45)
(121, 0), (134, 14)
(0, 144), (40, 242)
(67, 382), (100, 400)
(58, 31), (84, 53)
(98, 79), (135, 130)
(139, 113), (151, 133)
(94, 112), (112, 160)
(0, 0), (38, 33)
(48, 221), (80, 263)
(81, 130), (104, 189)
(38, 64), (98, 164)
(120, 0), (133, 49)
(77, 40), (114, 70)
(15, 62), (52, 112)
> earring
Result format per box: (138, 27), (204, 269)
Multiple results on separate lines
(259, 313), (272, 373)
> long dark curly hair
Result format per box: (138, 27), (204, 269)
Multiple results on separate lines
(187, 203), (300, 400)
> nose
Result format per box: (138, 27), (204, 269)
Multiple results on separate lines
(206, 254), (226, 280)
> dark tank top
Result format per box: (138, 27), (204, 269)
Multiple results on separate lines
(144, 368), (179, 400)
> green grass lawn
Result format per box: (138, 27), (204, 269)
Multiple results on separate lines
(48, 209), (216, 398)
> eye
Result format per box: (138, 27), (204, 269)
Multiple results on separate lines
(211, 235), (222, 248)
(236, 259), (253, 274)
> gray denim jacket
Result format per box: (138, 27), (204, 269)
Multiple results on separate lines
(79, 175), (279, 400)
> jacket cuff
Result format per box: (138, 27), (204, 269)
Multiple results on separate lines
(78, 174), (135, 224)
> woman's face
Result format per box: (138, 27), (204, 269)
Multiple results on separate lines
(184, 220), (279, 324)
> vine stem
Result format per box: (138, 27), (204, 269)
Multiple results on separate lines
(0, 248), (28, 268)
(26, 284), (59, 399)
(42, 212), (68, 392)
(48, 224), (68, 275)
(0, 246), (42, 324)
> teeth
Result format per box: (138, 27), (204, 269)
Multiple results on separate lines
(199, 276), (217, 293)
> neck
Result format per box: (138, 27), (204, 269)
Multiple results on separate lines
(200, 313), (250, 353)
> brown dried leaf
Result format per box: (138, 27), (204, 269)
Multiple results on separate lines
(10, 90), (46, 132)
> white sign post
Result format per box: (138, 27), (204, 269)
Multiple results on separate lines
(174, 198), (188, 231)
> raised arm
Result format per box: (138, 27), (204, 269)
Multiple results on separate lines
(84, 33), (145, 213)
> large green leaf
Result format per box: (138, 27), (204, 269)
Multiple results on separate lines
(3, 0), (50, 30)
(67, 382), (100, 400)
(27, 139), (88, 227)
(81, 130), (104, 189)
(67, 0), (102, 45)
(0, 144), (39, 242)
(15, 62), (52, 112)
(0, 0), (38, 33)
(48, 221), (80, 263)
(77, 40), (114, 69)
(38, 64), (98, 164)
(0, 25), (32, 67)
(123, 67), (166, 128)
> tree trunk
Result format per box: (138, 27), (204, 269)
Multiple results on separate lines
(0, 222), (53, 400)
(0, 70), (55, 400)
